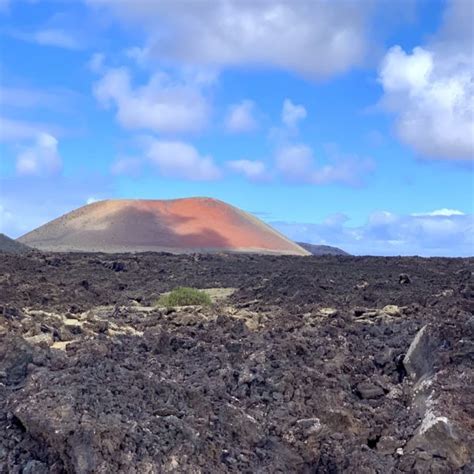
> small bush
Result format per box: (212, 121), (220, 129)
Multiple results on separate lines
(157, 287), (212, 307)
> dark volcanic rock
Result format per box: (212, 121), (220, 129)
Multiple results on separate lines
(0, 252), (472, 472)
(356, 381), (385, 399)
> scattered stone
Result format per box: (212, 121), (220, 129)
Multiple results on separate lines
(353, 307), (368, 317)
(0, 337), (34, 385)
(356, 382), (385, 399)
(407, 411), (471, 469)
(399, 273), (411, 284)
(112, 261), (126, 272)
(403, 325), (438, 381)
(25, 333), (53, 346)
(318, 307), (338, 318)
(374, 348), (394, 367)
(22, 460), (48, 474)
(376, 436), (403, 455)
(295, 418), (323, 437)
(353, 308), (379, 319)
(382, 305), (401, 317)
(171, 312), (202, 326)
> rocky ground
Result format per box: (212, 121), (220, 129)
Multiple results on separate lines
(0, 251), (473, 473)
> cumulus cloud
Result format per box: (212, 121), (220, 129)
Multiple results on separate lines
(227, 159), (268, 181)
(273, 209), (474, 257)
(110, 139), (221, 181)
(225, 100), (258, 133)
(16, 133), (62, 176)
(275, 144), (374, 186)
(86, 0), (372, 78)
(411, 208), (465, 217)
(93, 67), (211, 133)
(145, 140), (221, 181)
(378, 0), (474, 160)
(281, 99), (307, 129)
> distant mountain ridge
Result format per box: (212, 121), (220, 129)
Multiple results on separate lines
(297, 242), (349, 256)
(0, 233), (31, 254)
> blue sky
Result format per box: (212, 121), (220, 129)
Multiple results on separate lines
(0, 0), (472, 256)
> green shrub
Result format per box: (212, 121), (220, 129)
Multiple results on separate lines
(157, 287), (212, 307)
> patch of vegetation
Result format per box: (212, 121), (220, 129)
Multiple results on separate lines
(157, 287), (212, 307)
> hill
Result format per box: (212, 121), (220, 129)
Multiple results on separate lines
(0, 233), (31, 254)
(18, 198), (309, 256)
(297, 242), (349, 256)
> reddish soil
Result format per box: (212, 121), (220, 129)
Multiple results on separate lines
(0, 252), (473, 473)
(17, 198), (308, 256)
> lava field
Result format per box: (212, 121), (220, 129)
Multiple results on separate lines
(0, 252), (473, 473)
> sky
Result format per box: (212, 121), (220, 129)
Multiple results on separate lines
(0, 0), (473, 256)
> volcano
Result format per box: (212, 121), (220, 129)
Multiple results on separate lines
(18, 198), (309, 255)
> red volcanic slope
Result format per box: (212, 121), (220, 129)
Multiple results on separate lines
(18, 198), (309, 255)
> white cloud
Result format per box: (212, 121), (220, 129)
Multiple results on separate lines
(86, 197), (99, 205)
(33, 28), (82, 49)
(93, 67), (211, 133)
(225, 100), (257, 133)
(411, 208), (465, 217)
(110, 140), (221, 181)
(0, 83), (77, 148)
(145, 140), (221, 181)
(227, 159), (268, 181)
(378, 0), (474, 160)
(86, 0), (372, 78)
(276, 144), (314, 180)
(16, 133), (62, 176)
(273, 210), (474, 257)
(281, 99), (307, 129)
(275, 144), (374, 186)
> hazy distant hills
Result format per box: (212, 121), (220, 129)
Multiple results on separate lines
(0, 233), (31, 254)
(19, 198), (310, 256)
(297, 242), (349, 256)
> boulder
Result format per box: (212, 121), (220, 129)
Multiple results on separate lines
(382, 305), (401, 317)
(406, 410), (472, 469)
(0, 336), (35, 385)
(356, 382), (385, 400)
(403, 325), (438, 382)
